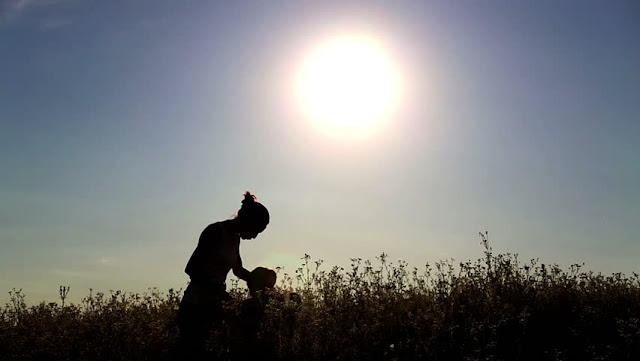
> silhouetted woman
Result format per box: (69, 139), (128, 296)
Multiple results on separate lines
(178, 191), (269, 360)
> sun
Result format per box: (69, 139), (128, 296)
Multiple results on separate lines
(295, 35), (402, 140)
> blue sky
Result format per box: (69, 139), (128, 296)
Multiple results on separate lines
(1, 0), (639, 304)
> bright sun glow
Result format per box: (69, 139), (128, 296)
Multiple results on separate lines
(295, 35), (402, 140)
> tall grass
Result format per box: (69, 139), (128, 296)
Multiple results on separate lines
(2, 233), (639, 360)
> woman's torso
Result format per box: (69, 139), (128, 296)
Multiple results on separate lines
(184, 220), (240, 295)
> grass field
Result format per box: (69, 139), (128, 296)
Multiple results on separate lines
(2, 233), (639, 361)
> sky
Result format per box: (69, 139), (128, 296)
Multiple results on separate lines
(1, 0), (639, 305)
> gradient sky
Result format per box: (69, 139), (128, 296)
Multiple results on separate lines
(2, 0), (639, 305)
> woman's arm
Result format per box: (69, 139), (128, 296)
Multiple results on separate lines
(232, 251), (251, 282)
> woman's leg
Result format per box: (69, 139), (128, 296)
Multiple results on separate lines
(177, 286), (228, 361)
(178, 301), (212, 361)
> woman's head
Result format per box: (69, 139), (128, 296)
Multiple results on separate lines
(235, 191), (269, 239)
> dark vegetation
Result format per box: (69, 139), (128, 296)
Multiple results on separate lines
(2, 233), (639, 360)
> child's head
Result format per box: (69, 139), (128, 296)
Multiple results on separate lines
(248, 266), (277, 293)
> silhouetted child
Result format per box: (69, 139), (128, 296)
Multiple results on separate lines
(231, 267), (301, 361)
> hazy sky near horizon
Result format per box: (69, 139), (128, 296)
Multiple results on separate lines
(1, 0), (639, 304)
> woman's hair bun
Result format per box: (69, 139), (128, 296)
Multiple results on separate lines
(242, 191), (257, 205)
(237, 190), (269, 226)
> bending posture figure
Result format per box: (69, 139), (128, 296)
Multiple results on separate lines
(178, 191), (269, 361)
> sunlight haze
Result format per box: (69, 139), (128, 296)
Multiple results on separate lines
(1, 0), (639, 305)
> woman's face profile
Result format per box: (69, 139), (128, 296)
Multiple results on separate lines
(240, 220), (267, 240)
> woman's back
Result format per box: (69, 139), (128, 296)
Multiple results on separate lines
(185, 220), (240, 286)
